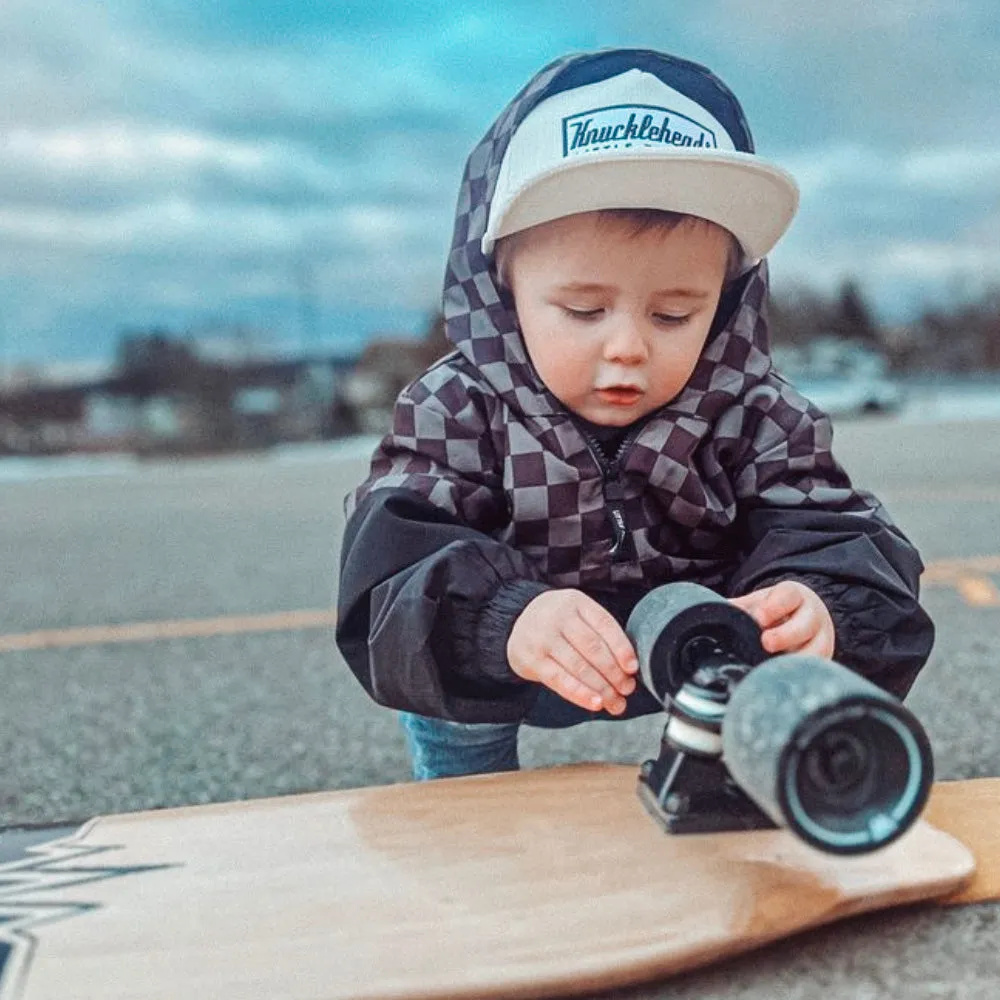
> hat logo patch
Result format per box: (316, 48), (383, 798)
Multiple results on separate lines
(562, 104), (717, 157)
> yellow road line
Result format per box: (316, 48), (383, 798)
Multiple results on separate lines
(0, 609), (336, 653)
(954, 575), (1000, 608)
(923, 555), (1000, 580)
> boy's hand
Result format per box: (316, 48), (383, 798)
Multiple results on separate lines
(507, 589), (639, 715)
(729, 581), (835, 658)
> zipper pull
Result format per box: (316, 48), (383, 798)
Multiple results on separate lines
(604, 475), (628, 558)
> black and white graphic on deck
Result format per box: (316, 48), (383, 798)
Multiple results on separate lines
(0, 822), (172, 1000)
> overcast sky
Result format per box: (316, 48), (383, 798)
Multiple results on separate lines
(2, 0), (998, 362)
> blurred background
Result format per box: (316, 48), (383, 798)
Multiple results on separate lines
(1, 0), (998, 458)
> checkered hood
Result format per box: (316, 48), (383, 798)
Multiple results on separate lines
(352, 50), (888, 590)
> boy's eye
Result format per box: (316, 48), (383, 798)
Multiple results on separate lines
(653, 313), (692, 326)
(563, 306), (604, 320)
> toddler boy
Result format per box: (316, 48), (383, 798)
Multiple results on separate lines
(336, 48), (933, 780)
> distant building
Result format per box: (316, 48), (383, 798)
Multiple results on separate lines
(0, 337), (359, 456)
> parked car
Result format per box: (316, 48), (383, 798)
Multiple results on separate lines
(791, 374), (903, 416)
(773, 339), (904, 417)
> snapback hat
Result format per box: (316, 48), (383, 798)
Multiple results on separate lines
(482, 60), (799, 270)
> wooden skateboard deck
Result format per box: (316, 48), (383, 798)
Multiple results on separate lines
(0, 763), (992, 1000)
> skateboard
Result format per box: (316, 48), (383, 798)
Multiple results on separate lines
(1, 581), (995, 998)
(0, 765), (995, 1000)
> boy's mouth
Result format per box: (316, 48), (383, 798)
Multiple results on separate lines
(595, 385), (645, 407)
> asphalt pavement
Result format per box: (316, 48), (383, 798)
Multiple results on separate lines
(0, 415), (998, 999)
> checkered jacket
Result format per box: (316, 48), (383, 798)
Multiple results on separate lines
(336, 51), (933, 724)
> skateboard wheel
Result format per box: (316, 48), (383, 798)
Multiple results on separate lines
(626, 583), (765, 706)
(721, 654), (934, 854)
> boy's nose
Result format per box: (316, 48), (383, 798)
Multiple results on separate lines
(603, 319), (649, 364)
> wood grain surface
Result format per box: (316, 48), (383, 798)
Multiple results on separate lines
(925, 778), (1000, 905)
(1, 763), (978, 1000)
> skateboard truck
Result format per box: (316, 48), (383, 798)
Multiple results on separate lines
(626, 583), (935, 854)
(636, 659), (778, 836)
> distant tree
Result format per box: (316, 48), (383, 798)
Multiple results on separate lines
(114, 328), (240, 449)
(829, 280), (880, 345)
(902, 284), (1000, 373)
(115, 329), (198, 397)
(982, 291), (1000, 369)
(189, 362), (237, 449)
(768, 287), (836, 346)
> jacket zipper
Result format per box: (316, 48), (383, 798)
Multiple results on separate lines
(579, 422), (648, 560)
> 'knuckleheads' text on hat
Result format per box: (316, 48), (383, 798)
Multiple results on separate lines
(482, 57), (799, 269)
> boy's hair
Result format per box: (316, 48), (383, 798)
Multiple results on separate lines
(493, 209), (744, 292)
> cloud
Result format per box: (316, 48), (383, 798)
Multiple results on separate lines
(1, 0), (602, 358)
(901, 148), (1000, 192)
(0, 0), (996, 361)
(614, 0), (1000, 151)
(780, 144), (1000, 200)
(765, 137), (1000, 306)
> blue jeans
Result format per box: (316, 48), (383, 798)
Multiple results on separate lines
(398, 684), (661, 780)
(399, 712), (521, 780)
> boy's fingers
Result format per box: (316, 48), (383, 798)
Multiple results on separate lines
(537, 658), (604, 711)
(548, 637), (625, 711)
(798, 630), (835, 658)
(761, 608), (815, 653)
(753, 584), (804, 629)
(536, 651), (626, 714)
(576, 600), (639, 675)
(729, 592), (763, 612)
(563, 617), (636, 698)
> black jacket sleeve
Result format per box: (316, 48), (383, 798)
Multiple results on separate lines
(726, 389), (934, 700)
(337, 488), (551, 723)
(727, 505), (934, 698)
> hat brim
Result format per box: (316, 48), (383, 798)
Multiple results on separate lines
(482, 150), (799, 265)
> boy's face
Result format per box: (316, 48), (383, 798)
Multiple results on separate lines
(504, 212), (731, 426)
